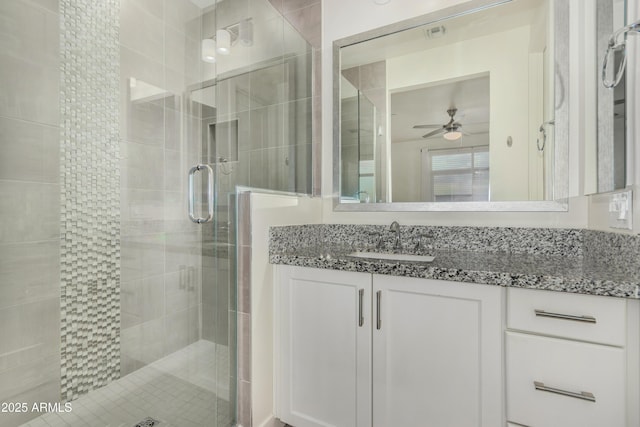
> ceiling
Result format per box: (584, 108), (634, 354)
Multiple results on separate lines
(389, 74), (490, 143)
(341, 0), (546, 69)
(189, 0), (216, 9)
(344, 0), (547, 145)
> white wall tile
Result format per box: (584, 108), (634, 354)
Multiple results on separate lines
(0, 181), (60, 243)
(0, 241), (60, 309)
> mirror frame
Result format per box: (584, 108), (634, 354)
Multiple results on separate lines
(332, 0), (570, 212)
(593, 0), (628, 194)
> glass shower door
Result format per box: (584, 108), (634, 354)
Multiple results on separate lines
(186, 96), (238, 426)
(1, 0), (312, 424)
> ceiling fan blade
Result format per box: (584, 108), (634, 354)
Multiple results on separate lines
(423, 128), (446, 138)
(462, 121), (490, 126)
(413, 124), (442, 129)
(463, 130), (489, 136)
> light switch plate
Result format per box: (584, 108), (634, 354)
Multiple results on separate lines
(608, 190), (633, 230)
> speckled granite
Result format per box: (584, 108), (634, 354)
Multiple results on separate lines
(270, 224), (584, 256)
(584, 230), (640, 275)
(269, 225), (640, 299)
(320, 224), (584, 256)
(269, 224), (324, 254)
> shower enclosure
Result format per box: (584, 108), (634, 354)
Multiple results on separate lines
(0, 0), (313, 426)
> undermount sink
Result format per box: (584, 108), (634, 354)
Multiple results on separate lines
(347, 251), (435, 263)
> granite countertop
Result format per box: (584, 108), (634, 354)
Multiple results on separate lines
(270, 246), (640, 299)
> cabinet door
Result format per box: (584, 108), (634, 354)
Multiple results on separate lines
(276, 266), (372, 427)
(372, 275), (503, 427)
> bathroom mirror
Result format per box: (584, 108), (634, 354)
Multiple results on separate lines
(333, 0), (570, 211)
(584, 0), (628, 195)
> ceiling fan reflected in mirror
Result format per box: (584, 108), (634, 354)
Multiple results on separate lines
(413, 108), (472, 140)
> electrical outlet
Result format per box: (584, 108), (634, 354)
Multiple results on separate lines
(608, 190), (633, 230)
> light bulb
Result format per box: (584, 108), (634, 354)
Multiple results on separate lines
(201, 39), (216, 63)
(216, 29), (231, 55)
(443, 130), (462, 141)
(239, 20), (253, 47)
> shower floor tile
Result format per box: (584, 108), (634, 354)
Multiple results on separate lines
(20, 340), (232, 427)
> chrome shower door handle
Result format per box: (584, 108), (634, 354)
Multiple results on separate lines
(188, 164), (214, 224)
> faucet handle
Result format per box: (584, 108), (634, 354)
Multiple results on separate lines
(354, 190), (370, 203)
(367, 231), (384, 250)
(414, 232), (435, 251)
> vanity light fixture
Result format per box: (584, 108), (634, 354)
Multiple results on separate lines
(201, 19), (254, 62)
(443, 130), (462, 141)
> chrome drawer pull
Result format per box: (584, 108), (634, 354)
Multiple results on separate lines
(376, 291), (382, 330)
(358, 289), (364, 327)
(534, 309), (596, 323)
(534, 381), (596, 402)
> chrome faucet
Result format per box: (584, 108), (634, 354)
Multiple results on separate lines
(389, 221), (402, 250)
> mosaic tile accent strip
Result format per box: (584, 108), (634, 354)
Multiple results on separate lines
(59, 0), (121, 401)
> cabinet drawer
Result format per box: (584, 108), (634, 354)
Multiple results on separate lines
(507, 288), (626, 346)
(506, 332), (625, 427)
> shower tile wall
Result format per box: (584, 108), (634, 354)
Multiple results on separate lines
(119, 0), (203, 376)
(267, 0), (322, 195)
(202, 0), (313, 193)
(341, 61), (386, 202)
(0, 1), (61, 425)
(197, 0), (314, 349)
(193, 1), (320, 425)
(236, 191), (253, 427)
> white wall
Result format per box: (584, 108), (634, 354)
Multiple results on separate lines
(322, 0), (590, 228)
(250, 192), (322, 427)
(387, 26), (535, 201)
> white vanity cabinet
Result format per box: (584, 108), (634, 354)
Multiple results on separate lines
(505, 288), (639, 427)
(275, 266), (372, 427)
(372, 274), (503, 427)
(275, 265), (504, 427)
